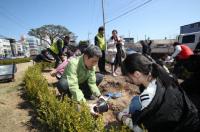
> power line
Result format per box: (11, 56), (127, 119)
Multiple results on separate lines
(0, 11), (25, 29)
(115, 0), (141, 15)
(91, 0), (96, 31)
(108, 0), (139, 16)
(88, 0), (94, 33)
(0, 6), (28, 29)
(0, 5), (28, 26)
(127, 0), (140, 5)
(106, 0), (153, 24)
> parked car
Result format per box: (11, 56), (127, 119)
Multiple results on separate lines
(125, 48), (137, 55)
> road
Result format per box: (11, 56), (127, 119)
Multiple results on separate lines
(0, 62), (37, 132)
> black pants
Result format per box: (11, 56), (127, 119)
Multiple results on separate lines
(114, 43), (122, 67)
(181, 71), (200, 120)
(173, 58), (189, 78)
(48, 49), (62, 68)
(98, 50), (106, 73)
(57, 73), (104, 99)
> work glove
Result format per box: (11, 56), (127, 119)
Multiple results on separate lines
(165, 56), (173, 62)
(117, 108), (130, 121)
(98, 95), (109, 103)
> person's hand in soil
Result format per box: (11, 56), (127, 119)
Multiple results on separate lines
(50, 69), (56, 77)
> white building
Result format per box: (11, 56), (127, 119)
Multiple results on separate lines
(124, 37), (134, 44)
(125, 39), (176, 54)
(0, 38), (11, 58)
(15, 42), (23, 56)
(41, 39), (50, 49)
(26, 38), (41, 56)
(180, 21), (200, 34)
(150, 39), (175, 54)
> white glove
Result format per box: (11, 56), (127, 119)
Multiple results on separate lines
(165, 56), (174, 62)
(98, 95), (109, 102)
(169, 56), (173, 60)
(117, 108), (130, 121)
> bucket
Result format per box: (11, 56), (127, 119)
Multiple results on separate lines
(94, 100), (109, 113)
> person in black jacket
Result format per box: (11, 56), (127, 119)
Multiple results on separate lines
(118, 53), (199, 132)
(180, 54), (200, 120)
(34, 50), (54, 63)
(140, 40), (152, 56)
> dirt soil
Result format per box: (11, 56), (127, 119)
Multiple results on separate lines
(0, 62), (39, 132)
(43, 65), (140, 128)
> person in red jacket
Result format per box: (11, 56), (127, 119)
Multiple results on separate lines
(170, 42), (194, 78)
(171, 42), (193, 60)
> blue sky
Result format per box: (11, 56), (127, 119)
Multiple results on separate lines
(0, 0), (199, 42)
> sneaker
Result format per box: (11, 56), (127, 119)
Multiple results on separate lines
(112, 72), (117, 77)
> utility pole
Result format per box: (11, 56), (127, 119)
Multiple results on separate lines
(87, 32), (91, 44)
(101, 0), (107, 49)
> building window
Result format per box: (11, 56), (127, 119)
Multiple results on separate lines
(190, 24), (194, 28)
(198, 22), (200, 27)
(182, 35), (195, 43)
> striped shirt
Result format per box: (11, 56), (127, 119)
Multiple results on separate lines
(140, 79), (157, 110)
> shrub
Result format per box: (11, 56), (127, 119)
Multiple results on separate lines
(24, 63), (130, 132)
(24, 63), (104, 132)
(40, 62), (55, 70)
(0, 57), (31, 65)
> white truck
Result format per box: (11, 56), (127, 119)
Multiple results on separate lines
(178, 21), (200, 52)
(178, 31), (200, 52)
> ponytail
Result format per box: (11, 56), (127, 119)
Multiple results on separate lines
(151, 63), (176, 88)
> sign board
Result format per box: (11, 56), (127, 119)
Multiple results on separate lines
(0, 64), (17, 81)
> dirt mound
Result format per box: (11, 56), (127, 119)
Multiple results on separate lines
(98, 75), (139, 126)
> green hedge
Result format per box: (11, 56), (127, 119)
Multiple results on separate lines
(40, 62), (55, 69)
(24, 63), (130, 132)
(24, 63), (105, 132)
(0, 57), (31, 65)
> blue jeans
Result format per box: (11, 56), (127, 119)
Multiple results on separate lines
(57, 73), (104, 99)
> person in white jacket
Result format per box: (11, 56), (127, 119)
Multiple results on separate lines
(107, 30), (124, 76)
